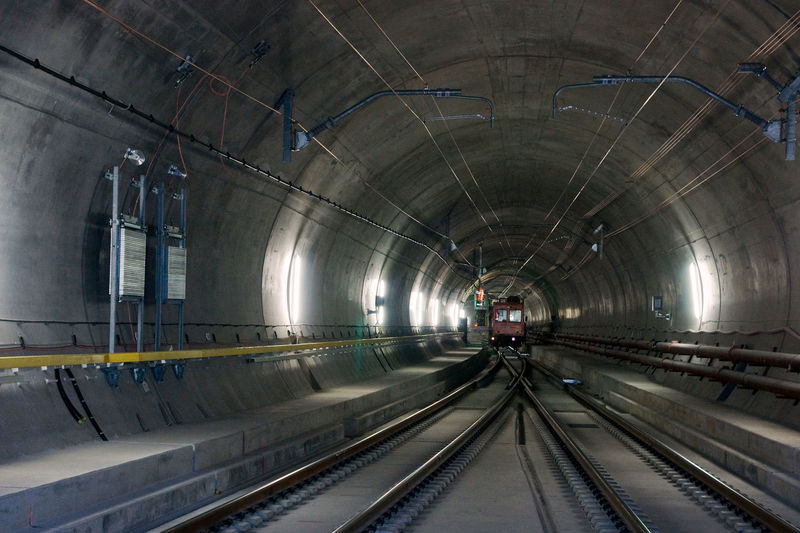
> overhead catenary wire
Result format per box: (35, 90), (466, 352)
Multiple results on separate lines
(523, 0), (685, 248)
(501, 0), (700, 297)
(607, 134), (769, 238)
(353, 0), (514, 255)
(353, 0), (506, 262)
(553, 130), (769, 281)
(582, 9), (800, 220)
(75, 0), (460, 249)
(307, 0), (495, 236)
(532, 0), (686, 230)
(553, 13), (800, 280)
(0, 44), (475, 280)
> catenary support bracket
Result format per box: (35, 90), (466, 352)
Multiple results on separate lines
(552, 71), (800, 158)
(294, 88), (495, 151)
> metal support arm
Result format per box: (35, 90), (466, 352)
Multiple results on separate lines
(294, 88), (495, 150)
(590, 75), (779, 140)
(551, 81), (609, 118)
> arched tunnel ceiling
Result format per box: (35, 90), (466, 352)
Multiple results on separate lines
(0, 0), (799, 338)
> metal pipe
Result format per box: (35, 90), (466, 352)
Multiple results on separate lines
(555, 333), (800, 370)
(136, 174), (147, 353)
(592, 75), (771, 130)
(553, 338), (800, 399)
(281, 89), (293, 163)
(308, 88), (461, 138)
(154, 182), (165, 351)
(178, 186), (187, 350)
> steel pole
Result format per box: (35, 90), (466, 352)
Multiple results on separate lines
(108, 166), (120, 353)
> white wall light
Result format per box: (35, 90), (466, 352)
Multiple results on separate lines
(689, 261), (703, 321)
(375, 279), (386, 325)
(431, 298), (440, 326)
(289, 255), (303, 325)
(409, 291), (419, 326)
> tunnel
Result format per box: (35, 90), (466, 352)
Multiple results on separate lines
(2, 1), (800, 531)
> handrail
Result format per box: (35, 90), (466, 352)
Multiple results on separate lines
(0, 332), (459, 370)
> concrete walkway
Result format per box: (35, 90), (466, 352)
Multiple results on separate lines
(0, 346), (484, 532)
(533, 345), (800, 511)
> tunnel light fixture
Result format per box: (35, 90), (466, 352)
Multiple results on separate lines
(289, 256), (303, 325)
(124, 148), (145, 166)
(375, 279), (386, 324)
(409, 291), (420, 327)
(450, 303), (459, 327)
(377, 279), (386, 298)
(689, 262), (703, 321)
(431, 299), (440, 327)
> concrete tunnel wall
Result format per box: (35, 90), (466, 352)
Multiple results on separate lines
(1, 2), (800, 420)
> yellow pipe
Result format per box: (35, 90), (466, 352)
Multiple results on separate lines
(0, 333), (456, 370)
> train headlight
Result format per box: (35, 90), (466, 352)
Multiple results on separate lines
(490, 336), (495, 341)
(511, 337), (516, 341)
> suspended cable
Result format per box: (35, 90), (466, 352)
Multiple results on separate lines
(507, 0), (684, 285)
(0, 43), (473, 279)
(608, 134), (768, 237)
(354, 0), (505, 261)
(76, 0), (454, 246)
(582, 9), (800, 220)
(555, 131), (768, 281)
(504, 0), (731, 296)
(307, 0), (494, 233)
(531, 0), (684, 240)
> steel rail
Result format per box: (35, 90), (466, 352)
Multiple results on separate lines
(529, 358), (800, 533)
(331, 358), (525, 532)
(162, 351), (499, 533)
(501, 356), (653, 533)
(0, 332), (458, 370)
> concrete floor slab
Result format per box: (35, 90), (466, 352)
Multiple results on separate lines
(0, 345), (485, 531)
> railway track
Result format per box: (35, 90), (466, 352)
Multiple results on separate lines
(156, 350), (800, 533)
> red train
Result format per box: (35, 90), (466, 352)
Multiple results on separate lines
(489, 296), (524, 348)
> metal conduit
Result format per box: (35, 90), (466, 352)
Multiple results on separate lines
(554, 333), (800, 371)
(552, 338), (800, 400)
